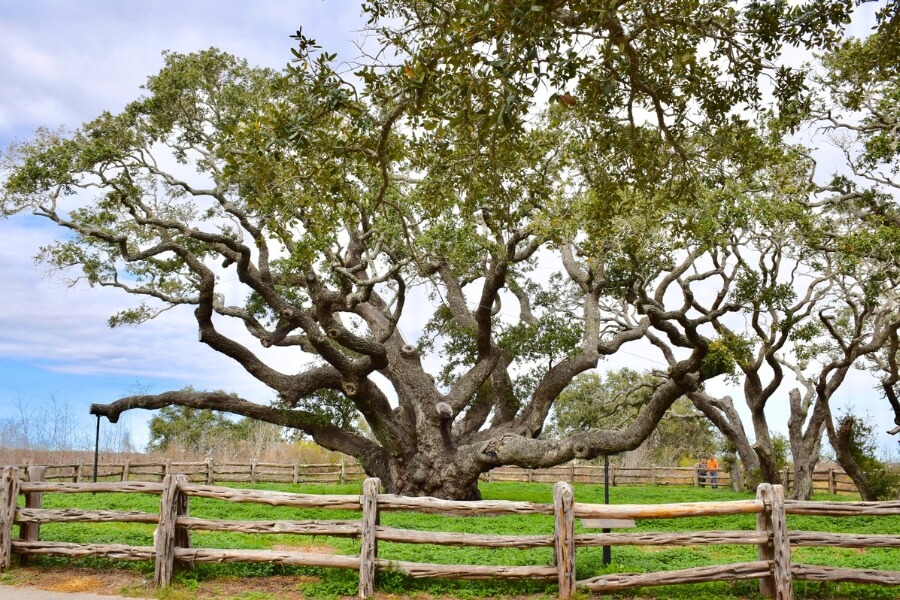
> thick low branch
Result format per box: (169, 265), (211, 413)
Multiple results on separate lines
(89, 390), (385, 468)
(471, 353), (703, 469)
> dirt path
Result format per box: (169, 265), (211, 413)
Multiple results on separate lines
(0, 585), (135, 600)
(0, 566), (320, 600)
(0, 568), (149, 598)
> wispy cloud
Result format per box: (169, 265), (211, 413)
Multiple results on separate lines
(0, 1), (366, 446)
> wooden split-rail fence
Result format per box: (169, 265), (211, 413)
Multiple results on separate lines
(487, 464), (860, 495)
(11, 459), (861, 495)
(13, 459), (367, 486)
(1, 466), (898, 599)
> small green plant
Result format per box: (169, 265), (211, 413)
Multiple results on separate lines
(771, 432), (791, 473)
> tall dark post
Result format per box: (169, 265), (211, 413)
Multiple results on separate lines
(93, 415), (100, 483)
(603, 454), (611, 565)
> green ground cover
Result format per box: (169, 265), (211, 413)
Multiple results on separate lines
(6, 481), (899, 599)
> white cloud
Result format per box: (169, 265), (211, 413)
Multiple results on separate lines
(0, 1), (364, 148)
(0, 2), (369, 428)
(0, 222), (275, 398)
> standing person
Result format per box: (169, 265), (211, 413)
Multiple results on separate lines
(697, 459), (707, 488)
(706, 455), (719, 489)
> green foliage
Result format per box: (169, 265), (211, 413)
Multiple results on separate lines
(771, 432), (792, 474)
(365, 0), (852, 141)
(284, 389), (360, 435)
(653, 408), (722, 466)
(699, 332), (755, 383)
(552, 369), (719, 464)
(840, 413), (900, 501)
(147, 404), (283, 455)
(552, 370), (650, 434)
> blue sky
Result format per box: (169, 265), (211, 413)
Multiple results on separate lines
(0, 1), (896, 454)
(0, 1), (369, 449)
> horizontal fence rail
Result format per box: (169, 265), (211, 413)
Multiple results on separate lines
(7, 459), (865, 495)
(9, 459), (367, 486)
(2, 465), (898, 599)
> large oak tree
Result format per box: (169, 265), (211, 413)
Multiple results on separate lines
(1, 1), (866, 499)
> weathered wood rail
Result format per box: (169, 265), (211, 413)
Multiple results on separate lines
(12, 459), (366, 485)
(1, 465), (897, 599)
(9, 459), (862, 494)
(487, 463), (860, 495)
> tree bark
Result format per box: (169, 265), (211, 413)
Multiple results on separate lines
(747, 393), (782, 487)
(786, 388), (827, 501)
(828, 415), (877, 501)
(689, 391), (760, 490)
(387, 450), (483, 500)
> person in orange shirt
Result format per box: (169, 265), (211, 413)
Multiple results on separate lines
(706, 456), (719, 489)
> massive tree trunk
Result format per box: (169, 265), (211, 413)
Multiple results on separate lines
(388, 451), (483, 500)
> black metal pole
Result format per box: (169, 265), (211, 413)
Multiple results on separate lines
(603, 454), (611, 565)
(93, 414), (100, 483)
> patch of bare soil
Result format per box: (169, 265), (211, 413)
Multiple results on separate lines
(1, 543), (339, 599)
(4, 566), (151, 596)
(4, 567), (323, 599)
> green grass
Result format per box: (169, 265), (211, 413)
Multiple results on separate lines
(12, 482), (900, 599)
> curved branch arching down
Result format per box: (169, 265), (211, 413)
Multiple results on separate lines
(469, 361), (703, 469)
(89, 390), (387, 475)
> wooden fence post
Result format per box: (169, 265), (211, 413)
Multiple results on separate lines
(693, 464), (699, 488)
(154, 474), (191, 587)
(250, 461), (258, 485)
(0, 467), (20, 571)
(293, 462), (299, 485)
(756, 483), (791, 598)
(569, 460), (576, 484)
(757, 483), (775, 598)
(359, 477), (380, 598)
(206, 458), (214, 485)
(553, 482), (576, 600)
(611, 464), (617, 487)
(340, 460), (346, 485)
(122, 460), (131, 482)
(828, 469), (836, 495)
(74, 461), (83, 483)
(18, 465), (46, 566)
(770, 484), (793, 598)
(651, 465), (657, 486)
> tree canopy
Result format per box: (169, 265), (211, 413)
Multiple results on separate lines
(3, 1), (898, 499)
